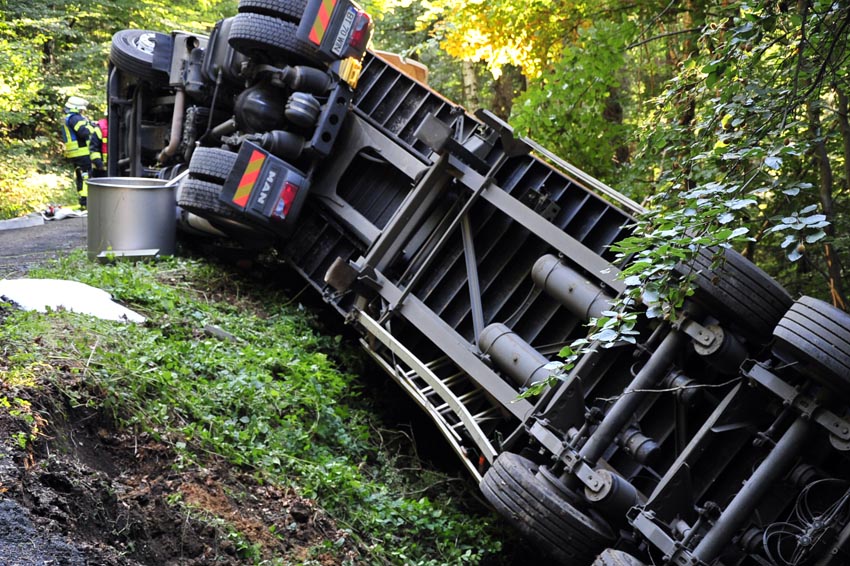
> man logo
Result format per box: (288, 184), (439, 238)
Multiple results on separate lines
(257, 168), (278, 205)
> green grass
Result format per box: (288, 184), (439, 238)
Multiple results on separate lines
(0, 250), (504, 564)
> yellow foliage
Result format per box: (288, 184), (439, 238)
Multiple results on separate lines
(416, 0), (590, 78)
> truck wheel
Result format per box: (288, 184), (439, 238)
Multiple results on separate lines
(237, 0), (308, 23)
(110, 30), (169, 83)
(592, 548), (648, 566)
(228, 14), (322, 66)
(677, 247), (792, 344)
(480, 452), (614, 564)
(188, 148), (238, 184)
(179, 177), (242, 221)
(773, 296), (850, 394)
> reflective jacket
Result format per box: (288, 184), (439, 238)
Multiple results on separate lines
(61, 112), (93, 159)
(89, 121), (106, 165)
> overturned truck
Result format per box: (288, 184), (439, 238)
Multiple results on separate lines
(107, 1), (850, 564)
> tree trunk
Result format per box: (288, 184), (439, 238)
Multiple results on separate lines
(835, 86), (850, 189)
(807, 99), (847, 309)
(490, 64), (525, 120)
(460, 61), (480, 112)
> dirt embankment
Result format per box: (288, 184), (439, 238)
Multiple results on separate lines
(0, 384), (353, 565)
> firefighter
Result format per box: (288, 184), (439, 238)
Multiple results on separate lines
(90, 115), (107, 178)
(60, 96), (94, 208)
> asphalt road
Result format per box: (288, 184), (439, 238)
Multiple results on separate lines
(0, 215), (87, 279)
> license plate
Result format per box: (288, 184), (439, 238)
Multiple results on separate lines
(332, 6), (356, 56)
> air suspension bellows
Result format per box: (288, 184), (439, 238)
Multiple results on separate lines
(478, 323), (552, 389)
(532, 254), (613, 321)
(259, 130), (305, 161)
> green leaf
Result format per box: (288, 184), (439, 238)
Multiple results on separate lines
(801, 214), (827, 225)
(805, 231), (826, 243)
(764, 156), (782, 170)
(718, 212), (735, 224)
(727, 227), (749, 239)
(788, 247), (804, 262)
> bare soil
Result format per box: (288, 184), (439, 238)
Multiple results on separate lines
(0, 379), (356, 565)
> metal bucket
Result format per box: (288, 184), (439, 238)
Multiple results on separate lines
(87, 177), (176, 260)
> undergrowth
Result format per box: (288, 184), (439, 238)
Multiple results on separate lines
(0, 137), (76, 219)
(0, 250), (503, 564)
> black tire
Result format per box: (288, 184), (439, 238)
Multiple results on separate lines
(179, 178), (276, 244)
(773, 296), (850, 393)
(677, 247), (792, 344)
(188, 148), (238, 184)
(480, 452), (614, 564)
(237, 0), (308, 22)
(592, 548), (648, 566)
(178, 177), (242, 221)
(228, 14), (322, 66)
(110, 30), (169, 83)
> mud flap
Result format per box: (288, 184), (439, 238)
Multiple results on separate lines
(220, 141), (309, 235)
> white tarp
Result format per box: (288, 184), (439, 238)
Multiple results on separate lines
(0, 279), (145, 323)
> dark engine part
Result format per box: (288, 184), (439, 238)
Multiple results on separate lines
(235, 83), (289, 133)
(285, 92), (321, 128)
(270, 65), (334, 94)
(180, 105), (211, 162)
(184, 47), (208, 100)
(259, 130), (306, 162)
(201, 17), (248, 86)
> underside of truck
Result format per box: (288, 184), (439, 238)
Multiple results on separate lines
(106, 1), (850, 564)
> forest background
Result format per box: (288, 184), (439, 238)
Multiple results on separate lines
(1, 0), (848, 308)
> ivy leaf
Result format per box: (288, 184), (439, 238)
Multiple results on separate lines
(725, 198), (756, 210)
(718, 212), (735, 224)
(788, 246), (804, 262)
(805, 230), (826, 244)
(594, 328), (619, 342)
(801, 214), (826, 225)
(727, 227), (749, 239)
(764, 156), (782, 170)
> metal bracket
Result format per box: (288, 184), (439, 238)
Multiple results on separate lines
(529, 419), (565, 456)
(679, 319), (718, 349)
(630, 510), (702, 565)
(560, 448), (606, 493)
(519, 189), (560, 222)
(472, 108), (531, 158)
(323, 257), (382, 294)
(744, 361), (850, 450)
(414, 112), (490, 172)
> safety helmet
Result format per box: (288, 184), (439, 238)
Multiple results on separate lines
(64, 96), (89, 113)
